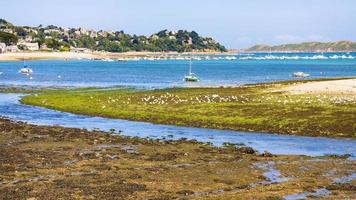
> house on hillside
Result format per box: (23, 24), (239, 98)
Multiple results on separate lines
(71, 47), (90, 53)
(40, 44), (50, 51)
(20, 42), (39, 51)
(0, 43), (6, 53)
(1, 29), (14, 34)
(24, 35), (33, 42)
(44, 29), (61, 34)
(5, 45), (19, 52)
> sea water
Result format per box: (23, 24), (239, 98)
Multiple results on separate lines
(0, 52), (356, 88)
(0, 53), (355, 156)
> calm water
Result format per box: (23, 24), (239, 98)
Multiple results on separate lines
(0, 52), (356, 88)
(0, 93), (355, 157)
(0, 53), (355, 156)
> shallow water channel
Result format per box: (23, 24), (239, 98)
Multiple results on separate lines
(0, 93), (355, 157)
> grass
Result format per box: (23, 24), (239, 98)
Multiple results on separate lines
(21, 79), (356, 138)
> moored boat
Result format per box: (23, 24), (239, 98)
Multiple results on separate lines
(19, 59), (33, 74)
(292, 72), (310, 78)
(184, 58), (200, 82)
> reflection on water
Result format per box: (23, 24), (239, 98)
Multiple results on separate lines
(0, 93), (355, 157)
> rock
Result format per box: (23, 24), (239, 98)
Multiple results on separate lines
(261, 151), (274, 157)
(176, 189), (195, 196)
(237, 146), (256, 154)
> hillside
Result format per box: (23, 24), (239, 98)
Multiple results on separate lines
(0, 19), (226, 53)
(246, 41), (356, 52)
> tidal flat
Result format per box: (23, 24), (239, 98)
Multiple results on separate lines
(0, 118), (355, 199)
(21, 79), (356, 138)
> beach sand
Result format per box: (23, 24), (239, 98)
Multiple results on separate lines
(0, 51), (229, 61)
(0, 52), (94, 61)
(282, 79), (356, 94)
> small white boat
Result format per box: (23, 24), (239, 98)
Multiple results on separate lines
(184, 58), (200, 82)
(19, 59), (33, 74)
(19, 66), (33, 74)
(102, 58), (115, 62)
(293, 72), (310, 78)
(184, 73), (199, 82)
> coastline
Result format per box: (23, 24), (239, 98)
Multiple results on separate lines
(0, 51), (231, 61)
(1, 50), (355, 61)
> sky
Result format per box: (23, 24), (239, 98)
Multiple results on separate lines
(1, 0), (356, 49)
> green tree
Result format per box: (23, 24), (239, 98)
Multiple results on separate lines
(44, 38), (61, 50)
(0, 31), (18, 45)
(14, 27), (27, 37)
(77, 35), (96, 49)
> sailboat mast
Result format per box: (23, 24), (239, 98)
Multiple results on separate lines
(189, 57), (192, 74)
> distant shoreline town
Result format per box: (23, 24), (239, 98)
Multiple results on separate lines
(0, 19), (226, 54)
(0, 18), (355, 57)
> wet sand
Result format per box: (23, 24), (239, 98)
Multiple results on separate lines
(283, 79), (356, 94)
(0, 118), (355, 199)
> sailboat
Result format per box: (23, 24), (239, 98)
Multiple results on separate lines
(184, 57), (199, 82)
(19, 59), (33, 74)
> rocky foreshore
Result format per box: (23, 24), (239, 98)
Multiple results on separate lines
(0, 118), (355, 199)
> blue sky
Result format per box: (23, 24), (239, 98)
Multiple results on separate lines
(1, 0), (355, 48)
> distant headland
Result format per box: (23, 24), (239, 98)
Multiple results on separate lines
(0, 19), (226, 54)
(245, 41), (356, 52)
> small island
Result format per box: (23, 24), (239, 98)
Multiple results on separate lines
(246, 41), (356, 52)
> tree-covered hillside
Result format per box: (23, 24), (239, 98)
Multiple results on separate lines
(0, 19), (226, 52)
(246, 41), (356, 52)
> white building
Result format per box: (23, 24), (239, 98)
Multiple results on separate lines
(18, 41), (39, 51)
(71, 47), (91, 53)
(0, 43), (6, 53)
(24, 36), (33, 42)
(24, 42), (39, 51)
(5, 45), (19, 52)
(44, 29), (61, 34)
(1, 29), (14, 34)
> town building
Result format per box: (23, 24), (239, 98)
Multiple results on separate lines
(0, 43), (6, 53)
(20, 42), (39, 51)
(5, 45), (19, 52)
(70, 47), (91, 53)
(1, 29), (14, 34)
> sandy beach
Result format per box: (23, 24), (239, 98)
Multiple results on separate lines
(0, 51), (231, 61)
(283, 79), (356, 94)
(0, 52), (94, 61)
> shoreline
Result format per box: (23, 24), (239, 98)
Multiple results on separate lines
(0, 50), (355, 61)
(0, 51), (229, 61)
